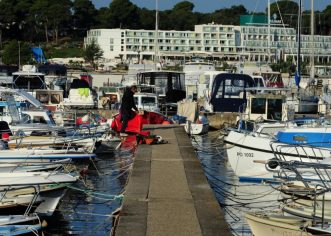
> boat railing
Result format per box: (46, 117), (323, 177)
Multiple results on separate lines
(268, 141), (331, 183)
(272, 159), (331, 225)
(1, 185), (41, 216)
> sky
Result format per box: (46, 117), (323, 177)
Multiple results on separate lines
(92, 0), (330, 13)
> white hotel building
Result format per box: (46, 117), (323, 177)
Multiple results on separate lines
(84, 23), (331, 63)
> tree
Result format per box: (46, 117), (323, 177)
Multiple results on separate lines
(30, 0), (52, 43)
(48, 0), (72, 44)
(108, 0), (139, 29)
(0, 0), (17, 48)
(322, 5), (331, 35)
(167, 1), (197, 30)
(2, 40), (31, 65)
(138, 8), (155, 30)
(83, 39), (103, 69)
(269, 0), (299, 29)
(209, 5), (248, 25)
(95, 7), (111, 28)
(173, 1), (194, 12)
(72, 0), (97, 38)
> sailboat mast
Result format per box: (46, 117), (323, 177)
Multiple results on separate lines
(268, 0), (271, 64)
(310, 0), (315, 80)
(296, 0), (302, 85)
(154, 0), (159, 64)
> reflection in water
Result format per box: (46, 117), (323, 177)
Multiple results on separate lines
(44, 149), (134, 236)
(191, 132), (280, 236)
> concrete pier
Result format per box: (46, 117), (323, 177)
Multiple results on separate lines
(114, 125), (230, 236)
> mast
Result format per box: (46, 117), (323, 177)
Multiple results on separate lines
(154, 0), (159, 65)
(268, 0), (271, 64)
(309, 0), (315, 81)
(295, 0), (302, 88)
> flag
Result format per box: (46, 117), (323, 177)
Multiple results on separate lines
(295, 72), (301, 88)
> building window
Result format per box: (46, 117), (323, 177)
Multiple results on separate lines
(121, 46), (124, 51)
(109, 38), (114, 44)
(110, 46), (114, 51)
(121, 32), (124, 37)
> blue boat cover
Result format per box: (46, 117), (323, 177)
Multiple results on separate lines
(31, 47), (47, 63)
(210, 73), (255, 112)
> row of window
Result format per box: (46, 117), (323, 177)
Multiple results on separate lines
(242, 27), (295, 35)
(202, 26), (234, 32)
(120, 45), (236, 53)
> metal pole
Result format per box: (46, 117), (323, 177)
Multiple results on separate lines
(18, 41), (21, 70)
(154, 0), (159, 65)
(310, 0), (315, 81)
(268, 0), (271, 64)
(297, 0), (302, 81)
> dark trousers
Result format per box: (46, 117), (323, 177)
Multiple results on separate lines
(120, 110), (136, 133)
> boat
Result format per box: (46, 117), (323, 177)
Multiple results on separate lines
(61, 78), (96, 109)
(0, 182), (69, 209)
(136, 71), (186, 114)
(0, 147), (96, 161)
(0, 214), (40, 226)
(35, 89), (64, 111)
(207, 73), (255, 113)
(184, 120), (209, 135)
(12, 65), (46, 92)
(111, 110), (171, 135)
(0, 224), (42, 235)
(245, 212), (313, 236)
(223, 119), (331, 181)
(184, 113), (209, 135)
(183, 61), (217, 99)
(176, 99), (209, 135)
(134, 92), (159, 112)
(0, 172), (77, 186)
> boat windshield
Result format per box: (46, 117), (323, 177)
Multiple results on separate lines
(141, 97), (156, 105)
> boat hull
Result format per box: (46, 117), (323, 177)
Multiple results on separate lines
(184, 122), (209, 135)
(245, 212), (312, 236)
(224, 131), (330, 181)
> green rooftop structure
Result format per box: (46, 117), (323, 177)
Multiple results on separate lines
(240, 15), (267, 26)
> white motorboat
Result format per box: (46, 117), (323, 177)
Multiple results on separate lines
(281, 202), (331, 221)
(61, 79), (96, 109)
(0, 224), (42, 235)
(0, 147), (96, 161)
(245, 212), (313, 236)
(224, 122), (331, 181)
(184, 121), (209, 135)
(0, 172), (77, 186)
(0, 214), (40, 226)
(0, 183), (67, 209)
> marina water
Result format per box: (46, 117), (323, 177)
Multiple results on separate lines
(44, 147), (134, 235)
(43, 132), (279, 235)
(191, 132), (280, 236)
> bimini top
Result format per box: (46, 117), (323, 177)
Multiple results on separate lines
(210, 73), (255, 112)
